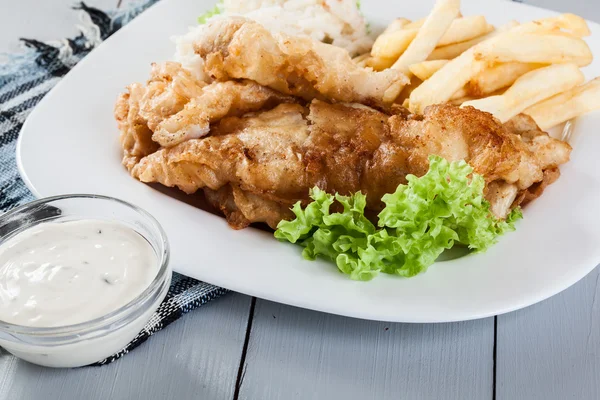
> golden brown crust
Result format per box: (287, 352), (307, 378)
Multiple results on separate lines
(151, 80), (296, 147)
(203, 185), (294, 229)
(194, 18), (408, 107)
(114, 88), (159, 171)
(115, 46), (571, 229)
(304, 101), (389, 202)
(517, 167), (562, 207)
(114, 62), (207, 171)
(128, 101), (571, 226)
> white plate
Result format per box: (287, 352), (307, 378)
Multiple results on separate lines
(16, 0), (600, 322)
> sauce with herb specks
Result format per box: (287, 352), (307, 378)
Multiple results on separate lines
(0, 219), (157, 327)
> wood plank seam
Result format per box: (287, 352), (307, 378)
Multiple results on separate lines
(493, 316), (497, 400)
(234, 297), (257, 400)
(586, 273), (600, 348)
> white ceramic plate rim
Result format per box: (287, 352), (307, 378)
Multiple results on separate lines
(16, 0), (600, 322)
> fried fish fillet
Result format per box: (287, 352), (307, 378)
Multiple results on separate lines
(116, 61), (296, 164)
(131, 101), (571, 228)
(115, 83), (158, 171)
(193, 18), (409, 107)
(138, 62), (207, 131)
(152, 79), (296, 147)
(133, 103), (310, 200)
(203, 184), (295, 229)
(115, 62), (206, 170)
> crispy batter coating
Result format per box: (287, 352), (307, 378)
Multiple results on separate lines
(129, 100), (570, 226)
(152, 80), (295, 147)
(115, 25), (571, 228)
(115, 62), (205, 170)
(193, 18), (409, 107)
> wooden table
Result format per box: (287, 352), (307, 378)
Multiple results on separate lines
(1, 0), (599, 399)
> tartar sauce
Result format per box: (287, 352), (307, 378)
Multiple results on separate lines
(0, 219), (158, 327)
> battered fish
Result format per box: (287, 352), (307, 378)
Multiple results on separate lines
(131, 101), (571, 228)
(193, 18), (409, 107)
(115, 62), (206, 170)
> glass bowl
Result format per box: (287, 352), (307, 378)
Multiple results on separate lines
(0, 195), (171, 368)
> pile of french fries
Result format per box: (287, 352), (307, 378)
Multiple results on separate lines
(354, 0), (600, 131)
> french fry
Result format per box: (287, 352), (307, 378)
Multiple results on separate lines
(408, 46), (486, 113)
(524, 77), (600, 130)
(353, 53), (370, 63)
(462, 63), (585, 122)
(373, 15), (492, 61)
(383, 80), (409, 105)
(437, 16), (494, 47)
(372, 16), (489, 60)
(366, 56), (397, 71)
(370, 18), (420, 59)
(391, 0), (461, 74)
(427, 36), (486, 61)
(409, 59), (449, 81)
(387, 9), (596, 123)
(396, 75), (424, 104)
(474, 33), (593, 67)
(427, 21), (517, 61)
(404, 18), (426, 30)
(544, 29), (584, 38)
(382, 18), (412, 34)
(450, 87), (469, 100)
(450, 95), (478, 105)
(511, 13), (590, 36)
(410, 20), (541, 112)
(466, 62), (544, 97)
(372, 28), (419, 59)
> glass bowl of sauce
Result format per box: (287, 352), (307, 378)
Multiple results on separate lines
(0, 195), (171, 368)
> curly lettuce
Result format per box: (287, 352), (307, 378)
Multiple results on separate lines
(275, 155), (522, 281)
(197, 1), (224, 24)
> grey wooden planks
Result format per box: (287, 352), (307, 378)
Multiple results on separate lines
(496, 266), (600, 400)
(238, 300), (494, 400)
(0, 293), (251, 400)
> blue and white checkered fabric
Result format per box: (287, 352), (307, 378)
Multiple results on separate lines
(0, 1), (229, 366)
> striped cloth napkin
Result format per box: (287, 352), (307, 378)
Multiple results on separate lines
(0, 1), (228, 366)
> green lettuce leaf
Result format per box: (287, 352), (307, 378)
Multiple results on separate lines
(198, 1), (224, 24)
(275, 155), (522, 281)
